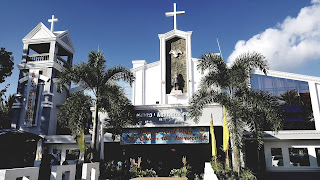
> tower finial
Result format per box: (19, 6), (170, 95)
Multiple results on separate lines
(48, 15), (58, 32)
(165, 3), (185, 30)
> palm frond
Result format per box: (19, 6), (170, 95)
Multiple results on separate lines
(103, 65), (135, 86)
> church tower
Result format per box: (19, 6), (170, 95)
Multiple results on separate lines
(159, 3), (194, 104)
(12, 15), (74, 135)
(132, 3), (200, 105)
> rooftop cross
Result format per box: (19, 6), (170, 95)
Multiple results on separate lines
(165, 3), (185, 30)
(48, 15), (58, 32)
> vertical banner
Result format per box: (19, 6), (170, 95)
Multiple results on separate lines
(24, 72), (38, 126)
(210, 113), (217, 157)
(223, 106), (229, 152)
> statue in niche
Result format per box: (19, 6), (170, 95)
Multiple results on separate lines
(171, 73), (185, 93)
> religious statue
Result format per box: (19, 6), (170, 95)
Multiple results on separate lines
(171, 73), (185, 93)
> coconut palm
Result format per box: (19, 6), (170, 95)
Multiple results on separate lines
(57, 92), (92, 137)
(189, 52), (283, 172)
(58, 50), (134, 161)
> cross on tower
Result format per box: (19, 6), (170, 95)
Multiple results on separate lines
(165, 3), (185, 30)
(48, 15), (58, 32)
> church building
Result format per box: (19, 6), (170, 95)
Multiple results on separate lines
(4, 3), (320, 178)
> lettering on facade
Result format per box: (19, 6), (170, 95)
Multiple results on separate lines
(121, 127), (209, 145)
(25, 72), (38, 126)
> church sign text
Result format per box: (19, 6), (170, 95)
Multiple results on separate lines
(24, 72), (38, 126)
(121, 127), (209, 145)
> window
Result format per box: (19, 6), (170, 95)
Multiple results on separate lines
(288, 148), (310, 166)
(271, 148), (283, 166)
(251, 74), (315, 130)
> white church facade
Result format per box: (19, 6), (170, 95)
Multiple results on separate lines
(3, 3), (320, 178)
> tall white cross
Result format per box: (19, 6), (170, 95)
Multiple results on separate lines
(48, 15), (58, 32)
(165, 3), (185, 30)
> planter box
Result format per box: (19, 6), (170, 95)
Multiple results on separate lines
(131, 178), (188, 180)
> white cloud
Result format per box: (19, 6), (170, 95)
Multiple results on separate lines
(227, 2), (320, 71)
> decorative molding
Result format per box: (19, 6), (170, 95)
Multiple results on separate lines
(43, 92), (54, 96)
(158, 29), (192, 40)
(131, 61), (160, 72)
(23, 22), (55, 40)
(56, 30), (75, 51)
(134, 103), (220, 110)
(253, 69), (320, 83)
(263, 130), (320, 140)
(12, 102), (22, 109)
(41, 101), (53, 108)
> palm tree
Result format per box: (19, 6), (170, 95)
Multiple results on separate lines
(189, 52), (283, 172)
(58, 51), (135, 161)
(57, 92), (92, 137)
(98, 83), (136, 140)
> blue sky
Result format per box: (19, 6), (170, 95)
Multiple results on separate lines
(1, 0), (319, 97)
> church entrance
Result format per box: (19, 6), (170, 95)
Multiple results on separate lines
(105, 143), (211, 177)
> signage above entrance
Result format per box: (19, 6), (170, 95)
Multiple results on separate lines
(121, 127), (209, 145)
(135, 108), (189, 125)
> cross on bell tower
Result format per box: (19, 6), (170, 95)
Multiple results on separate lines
(165, 3), (185, 30)
(48, 15), (58, 32)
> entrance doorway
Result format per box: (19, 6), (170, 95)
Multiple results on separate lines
(105, 143), (211, 176)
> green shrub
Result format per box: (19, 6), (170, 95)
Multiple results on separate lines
(99, 161), (126, 180)
(210, 159), (256, 180)
(129, 166), (157, 178)
(239, 169), (256, 180)
(169, 164), (191, 177)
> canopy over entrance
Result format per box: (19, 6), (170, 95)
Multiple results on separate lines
(0, 129), (42, 169)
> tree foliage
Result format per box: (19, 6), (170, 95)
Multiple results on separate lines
(58, 50), (135, 160)
(0, 47), (14, 83)
(189, 52), (283, 171)
(57, 92), (92, 138)
(99, 83), (136, 140)
(0, 89), (14, 129)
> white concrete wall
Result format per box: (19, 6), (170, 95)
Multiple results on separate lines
(264, 140), (320, 172)
(144, 64), (161, 105)
(50, 164), (76, 180)
(0, 167), (39, 180)
(82, 163), (100, 180)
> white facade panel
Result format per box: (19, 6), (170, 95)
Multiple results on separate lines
(144, 64), (161, 105)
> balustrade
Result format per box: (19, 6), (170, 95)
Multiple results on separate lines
(26, 54), (70, 68)
(27, 53), (49, 61)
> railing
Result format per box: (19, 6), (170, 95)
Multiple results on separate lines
(27, 53), (50, 61)
(27, 54), (70, 68)
(56, 56), (69, 68)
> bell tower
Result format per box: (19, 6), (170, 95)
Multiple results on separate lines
(12, 15), (75, 135)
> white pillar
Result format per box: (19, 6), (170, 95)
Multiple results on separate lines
(49, 41), (56, 62)
(22, 43), (29, 63)
(159, 35), (166, 104)
(309, 82), (320, 130)
(100, 120), (104, 160)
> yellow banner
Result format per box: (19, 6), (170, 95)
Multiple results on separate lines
(210, 113), (217, 157)
(223, 106), (229, 152)
(77, 130), (86, 153)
